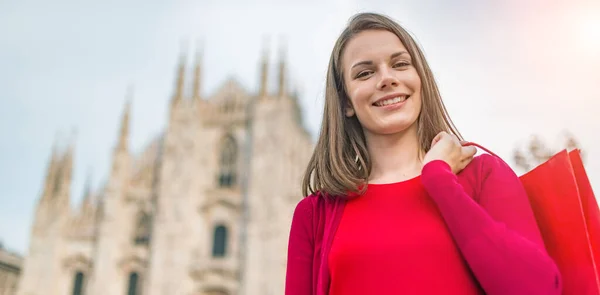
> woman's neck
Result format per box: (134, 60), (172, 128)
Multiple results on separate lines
(365, 124), (423, 184)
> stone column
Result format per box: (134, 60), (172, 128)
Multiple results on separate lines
(6, 274), (13, 295)
(0, 272), (6, 295)
(1, 274), (8, 295)
(6, 274), (14, 295)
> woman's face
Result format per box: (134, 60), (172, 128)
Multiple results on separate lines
(342, 29), (422, 137)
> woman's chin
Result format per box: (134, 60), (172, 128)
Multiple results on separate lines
(365, 121), (418, 136)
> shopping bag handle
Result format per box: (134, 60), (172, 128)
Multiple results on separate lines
(462, 141), (501, 159)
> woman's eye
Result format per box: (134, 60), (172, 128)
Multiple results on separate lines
(356, 71), (372, 78)
(394, 62), (410, 68)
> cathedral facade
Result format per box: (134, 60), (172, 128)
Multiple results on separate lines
(17, 46), (314, 295)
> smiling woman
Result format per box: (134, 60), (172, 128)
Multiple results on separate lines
(342, 30), (423, 153)
(285, 12), (563, 295)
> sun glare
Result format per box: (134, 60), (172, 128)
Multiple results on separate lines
(574, 10), (600, 55)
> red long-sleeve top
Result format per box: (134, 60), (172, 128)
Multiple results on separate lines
(285, 154), (562, 295)
(328, 174), (484, 294)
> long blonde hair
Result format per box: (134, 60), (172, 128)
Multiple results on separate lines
(302, 12), (462, 197)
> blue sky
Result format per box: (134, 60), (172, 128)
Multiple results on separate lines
(1, 0), (599, 255)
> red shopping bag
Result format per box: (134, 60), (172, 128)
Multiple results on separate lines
(520, 149), (600, 294)
(570, 151), (600, 272)
(465, 143), (600, 294)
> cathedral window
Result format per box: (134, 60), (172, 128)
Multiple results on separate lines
(218, 135), (237, 188)
(71, 271), (85, 295)
(133, 211), (151, 245)
(127, 272), (139, 295)
(223, 100), (234, 112)
(212, 224), (228, 257)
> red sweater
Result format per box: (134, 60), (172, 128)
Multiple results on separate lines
(328, 176), (484, 294)
(285, 154), (562, 295)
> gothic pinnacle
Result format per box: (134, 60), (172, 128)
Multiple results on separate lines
(259, 36), (270, 98)
(173, 45), (188, 105)
(117, 89), (131, 151)
(278, 37), (287, 98)
(192, 39), (203, 101)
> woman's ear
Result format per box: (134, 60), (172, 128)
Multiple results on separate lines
(344, 97), (355, 117)
(345, 106), (355, 117)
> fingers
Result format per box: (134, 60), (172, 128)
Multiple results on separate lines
(457, 146), (477, 172)
(428, 132), (479, 174)
(450, 134), (461, 145)
(432, 132), (464, 147)
(432, 131), (454, 146)
(459, 155), (475, 172)
(431, 132), (445, 146)
(462, 145), (477, 158)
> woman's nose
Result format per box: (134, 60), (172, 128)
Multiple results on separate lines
(376, 67), (399, 90)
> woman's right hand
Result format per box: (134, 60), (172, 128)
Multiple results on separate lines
(422, 132), (477, 174)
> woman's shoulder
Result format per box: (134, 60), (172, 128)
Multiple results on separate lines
(463, 153), (516, 178)
(459, 153), (520, 198)
(293, 191), (340, 220)
(294, 193), (318, 216)
(293, 192), (323, 220)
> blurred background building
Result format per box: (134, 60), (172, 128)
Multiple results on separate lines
(15, 47), (313, 295)
(0, 242), (22, 295)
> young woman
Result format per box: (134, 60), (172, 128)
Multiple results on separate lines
(285, 12), (562, 295)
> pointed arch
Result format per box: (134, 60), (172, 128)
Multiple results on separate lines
(218, 135), (237, 188)
(62, 252), (93, 294)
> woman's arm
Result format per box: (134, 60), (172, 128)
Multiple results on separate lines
(285, 197), (315, 295)
(421, 154), (562, 295)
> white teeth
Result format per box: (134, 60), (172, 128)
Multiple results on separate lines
(375, 96), (407, 106)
